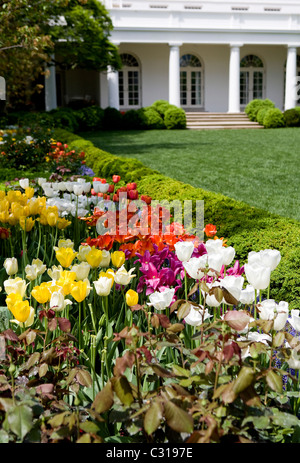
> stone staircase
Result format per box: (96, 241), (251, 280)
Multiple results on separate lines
(185, 112), (264, 130)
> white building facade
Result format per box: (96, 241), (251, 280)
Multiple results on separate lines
(45, 0), (300, 113)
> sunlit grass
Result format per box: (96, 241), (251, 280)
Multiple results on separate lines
(82, 128), (300, 222)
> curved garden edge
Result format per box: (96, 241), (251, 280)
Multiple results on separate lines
(54, 128), (300, 310)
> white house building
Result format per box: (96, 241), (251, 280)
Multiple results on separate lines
(45, 0), (300, 113)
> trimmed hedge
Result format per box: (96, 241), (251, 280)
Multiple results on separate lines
(54, 128), (300, 309)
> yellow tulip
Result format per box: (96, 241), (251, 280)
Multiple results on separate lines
(99, 269), (115, 283)
(31, 284), (51, 304)
(56, 270), (77, 295)
(47, 211), (58, 227)
(7, 214), (19, 226)
(111, 251), (126, 268)
(0, 210), (9, 223)
(57, 217), (71, 229)
(86, 246), (103, 269)
(10, 299), (31, 323)
(70, 280), (88, 303)
(0, 199), (9, 212)
(11, 203), (26, 220)
(28, 198), (40, 216)
(19, 216), (35, 232)
(6, 292), (23, 311)
(125, 289), (139, 307)
(25, 187), (35, 199)
(55, 247), (77, 268)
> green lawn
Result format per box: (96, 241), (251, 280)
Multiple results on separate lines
(81, 127), (300, 222)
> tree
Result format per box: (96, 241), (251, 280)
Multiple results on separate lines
(0, 0), (121, 108)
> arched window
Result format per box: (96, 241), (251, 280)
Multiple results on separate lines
(180, 54), (203, 108)
(240, 54), (264, 106)
(119, 53), (140, 108)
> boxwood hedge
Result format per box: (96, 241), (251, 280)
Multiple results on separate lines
(54, 128), (300, 309)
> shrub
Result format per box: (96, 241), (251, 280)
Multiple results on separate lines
(164, 106), (186, 129)
(283, 108), (300, 127)
(76, 106), (104, 131)
(102, 107), (123, 130)
(256, 107), (269, 126)
(263, 108), (285, 128)
(150, 100), (173, 118)
(122, 109), (147, 130)
(245, 98), (275, 121)
(49, 108), (79, 132)
(142, 107), (165, 129)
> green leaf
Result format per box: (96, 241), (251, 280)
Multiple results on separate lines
(92, 380), (114, 414)
(7, 404), (33, 441)
(163, 401), (193, 434)
(177, 302), (191, 320)
(233, 367), (256, 394)
(111, 376), (134, 406)
(144, 400), (163, 435)
(266, 369), (282, 393)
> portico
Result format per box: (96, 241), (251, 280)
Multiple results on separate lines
(45, 0), (300, 113)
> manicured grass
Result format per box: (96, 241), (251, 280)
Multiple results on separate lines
(81, 128), (300, 222)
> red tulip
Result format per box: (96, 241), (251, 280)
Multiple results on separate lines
(112, 175), (121, 183)
(128, 189), (138, 200)
(127, 182), (137, 191)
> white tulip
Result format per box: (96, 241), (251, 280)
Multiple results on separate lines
(25, 264), (39, 281)
(47, 265), (63, 281)
(71, 262), (91, 281)
(184, 305), (212, 326)
(147, 288), (175, 311)
(31, 258), (46, 276)
(114, 265), (136, 286)
(239, 284), (255, 305)
(183, 255), (207, 280)
(19, 178), (29, 189)
(93, 276), (114, 296)
(174, 241), (194, 262)
(258, 299), (289, 331)
(4, 257), (18, 275)
(77, 245), (92, 262)
(99, 250), (111, 268)
(221, 275), (244, 304)
(244, 261), (271, 290)
(73, 184), (84, 196)
(37, 177), (47, 187)
(4, 277), (28, 297)
(288, 309), (300, 332)
(248, 249), (281, 272)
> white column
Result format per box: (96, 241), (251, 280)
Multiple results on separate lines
(285, 45), (298, 110)
(228, 44), (242, 113)
(169, 42), (182, 107)
(107, 65), (120, 110)
(45, 55), (57, 111)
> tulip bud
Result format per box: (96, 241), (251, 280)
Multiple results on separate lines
(126, 289), (138, 307)
(4, 257), (18, 276)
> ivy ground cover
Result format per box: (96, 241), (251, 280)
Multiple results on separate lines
(1, 127), (300, 444)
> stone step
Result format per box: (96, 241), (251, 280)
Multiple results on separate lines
(187, 125), (263, 130)
(185, 111), (263, 129)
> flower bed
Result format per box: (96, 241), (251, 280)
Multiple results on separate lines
(1, 130), (300, 444)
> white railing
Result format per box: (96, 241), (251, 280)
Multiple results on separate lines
(102, 0), (300, 14)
